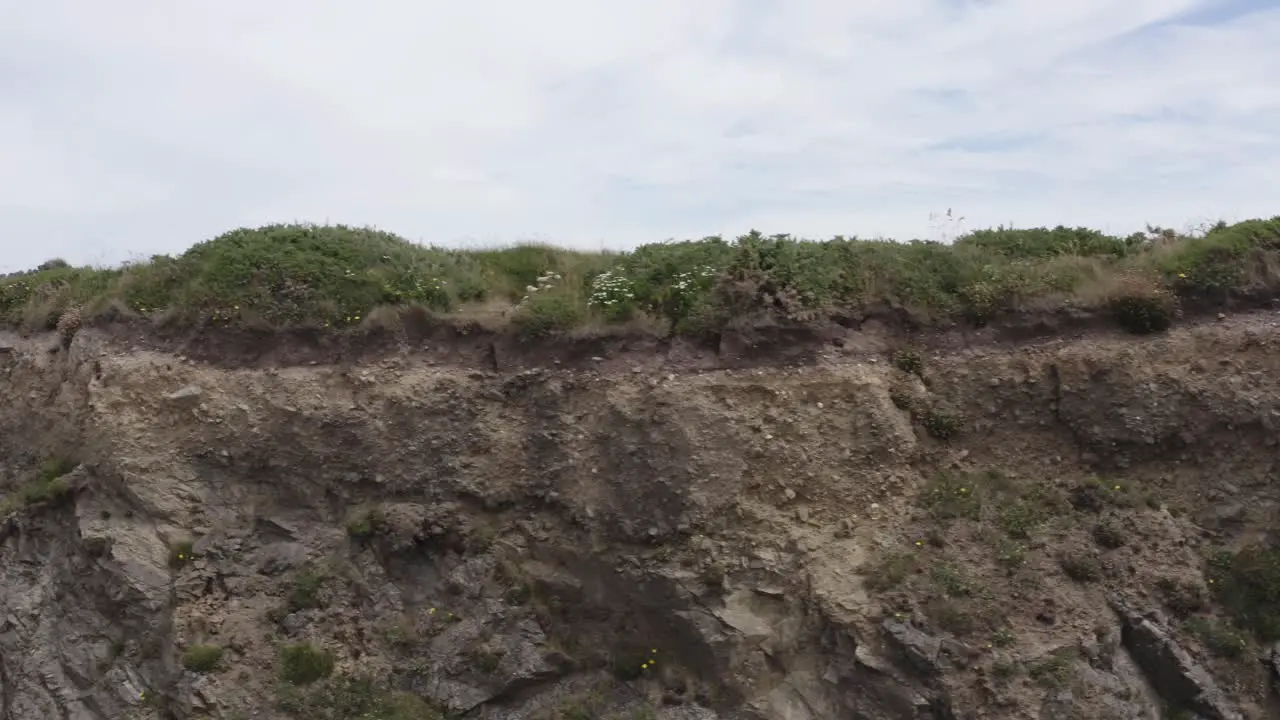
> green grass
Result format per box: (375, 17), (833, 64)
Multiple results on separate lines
(0, 456), (77, 515)
(274, 674), (444, 720)
(181, 644), (224, 673)
(279, 643), (335, 685)
(1206, 545), (1280, 641)
(3, 218), (1278, 338)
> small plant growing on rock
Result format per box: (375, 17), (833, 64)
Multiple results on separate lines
(1156, 577), (1206, 618)
(1059, 551), (1102, 583)
(892, 348), (924, 375)
(998, 503), (1041, 539)
(863, 549), (921, 591)
(923, 407), (964, 440)
(286, 565), (327, 612)
(994, 538), (1026, 569)
(1028, 648), (1076, 689)
(181, 644), (224, 673)
(468, 647), (504, 674)
(1206, 545), (1280, 641)
(279, 642), (335, 685)
(345, 506), (384, 539)
(0, 456), (78, 515)
(919, 471), (981, 521)
(889, 384), (915, 411)
(1091, 522), (1126, 549)
(168, 538), (195, 569)
(1186, 617), (1248, 659)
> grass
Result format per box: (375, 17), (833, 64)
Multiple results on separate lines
(181, 644), (224, 673)
(286, 565), (327, 612)
(274, 674), (444, 720)
(1028, 647), (1077, 689)
(279, 643), (336, 685)
(0, 456), (77, 516)
(1206, 545), (1280, 641)
(3, 218), (1279, 339)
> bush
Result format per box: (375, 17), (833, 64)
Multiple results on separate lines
(286, 565), (327, 612)
(512, 291), (585, 338)
(1059, 551), (1103, 582)
(923, 408), (964, 440)
(345, 506), (384, 539)
(279, 643), (335, 685)
(182, 644), (224, 673)
(1187, 618), (1248, 659)
(893, 348), (923, 375)
(1206, 545), (1280, 641)
(1108, 277), (1176, 334)
(4, 217), (1280, 335)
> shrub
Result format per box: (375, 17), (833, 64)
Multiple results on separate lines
(345, 506), (384, 539)
(892, 348), (923, 375)
(182, 644), (224, 673)
(586, 269), (638, 321)
(286, 565), (327, 612)
(279, 643), (335, 685)
(918, 471), (982, 520)
(4, 217), (1280, 336)
(1108, 277), (1176, 334)
(1059, 551), (1102, 582)
(1186, 618), (1248, 659)
(923, 407), (964, 440)
(1091, 522), (1126, 549)
(1206, 545), (1280, 641)
(1157, 577), (1206, 618)
(512, 291), (584, 338)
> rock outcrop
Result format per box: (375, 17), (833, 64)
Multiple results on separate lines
(2, 313), (1280, 718)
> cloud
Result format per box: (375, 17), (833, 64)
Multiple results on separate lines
(1, 0), (1277, 271)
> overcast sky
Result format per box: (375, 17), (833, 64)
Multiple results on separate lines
(1, 0), (1277, 272)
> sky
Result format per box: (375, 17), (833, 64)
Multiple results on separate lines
(1, 0), (1278, 272)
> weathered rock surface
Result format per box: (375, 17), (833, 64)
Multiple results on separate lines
(1, 315), (1279, 718)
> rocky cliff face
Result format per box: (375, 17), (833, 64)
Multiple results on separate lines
(1, 315), (1279, 719)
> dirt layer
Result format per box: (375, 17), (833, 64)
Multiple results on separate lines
(61, 291), (1280, 372)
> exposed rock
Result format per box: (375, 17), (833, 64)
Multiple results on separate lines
(1114, 602), (1243, 720)
(1, 317), (1278, 718)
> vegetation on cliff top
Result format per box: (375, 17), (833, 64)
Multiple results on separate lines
(2, 217), (1278, 338)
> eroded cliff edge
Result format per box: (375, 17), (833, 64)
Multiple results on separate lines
(1, 314), (1279, 720)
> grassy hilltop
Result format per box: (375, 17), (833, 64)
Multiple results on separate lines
(2, 218), (1279, 338)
